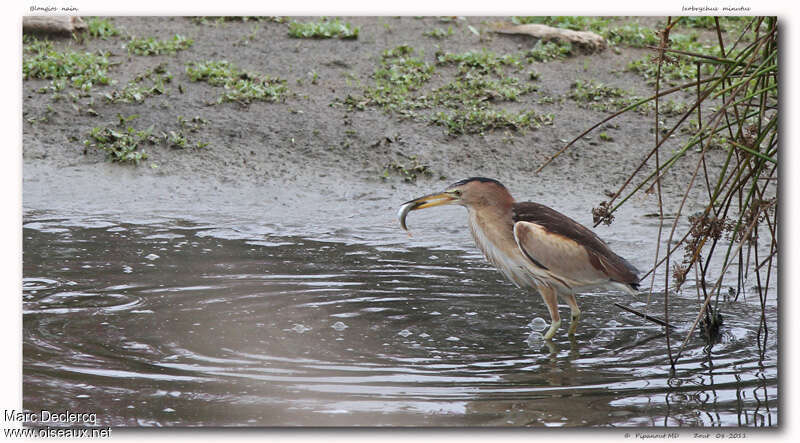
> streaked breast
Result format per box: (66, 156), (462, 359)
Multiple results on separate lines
(466, 209), (541, 289)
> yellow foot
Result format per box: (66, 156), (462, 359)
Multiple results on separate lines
(543, 319), (562, 340)
(568, 312), (581, 336)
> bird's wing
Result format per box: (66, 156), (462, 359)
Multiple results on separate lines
(513, 221), (608, 285)
(512, 202), (640, 287)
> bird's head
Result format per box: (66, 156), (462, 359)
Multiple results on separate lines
(398, 177), (512, 232)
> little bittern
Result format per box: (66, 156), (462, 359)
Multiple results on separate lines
(398, 177), (640, 340)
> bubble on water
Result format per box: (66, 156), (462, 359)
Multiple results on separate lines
(163, 408), (175, 413)
(291, 324), (311, 333)
(525, 331), (544, 348)
(418, 332), (430, 338)
(331, 321), (348, 331)
(606, 319), (622, 327)
(445, 336), (460, 342)
(528, 317), (548, 331)
(429, 311), (441, 316)
(465, 312), (477, 316)
(398, 329), (412, 337)
(122, 265), (133, 274)
(144, 253), (160, 261)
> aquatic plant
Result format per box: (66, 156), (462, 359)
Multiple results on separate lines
(537, 17), (777, 368)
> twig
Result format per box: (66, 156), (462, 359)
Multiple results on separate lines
(534, 77), (720, 175)
(653, 17), (672, 366)
(643, 45), (737, 64)
(614, 303), (676, 329)
(673, 206), (765, 364)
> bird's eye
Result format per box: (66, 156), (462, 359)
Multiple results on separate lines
(452, 190), (462, 197)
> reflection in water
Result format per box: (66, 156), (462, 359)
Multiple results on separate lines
(22, 213), (777, 427)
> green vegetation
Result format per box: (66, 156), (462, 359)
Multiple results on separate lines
(126, 34), (193, 56)
(382, 155), (433, 182)
(190, 16), (286, 25)
(83, 118), (155, 164)
(23, 36), (112, 92)
(432, 49), (546, 134)
(85, 17), (121, 39)
(525, 40), (573, 62)
(509, 16), (749, 86)
(164, 116), (209, 150)
(602, 23), (659, 47)
(185, 60), (290, 104)
(235, 24), (261, 46)
(185, 60), (239, 86)
(511, 16), (656, 48)
(511, 16), (608, 31)
(103, 63), (173, 103)
(348, 45), (434, 113)
(436, 49), (523, 75)
(344, 45), (547, 136)
(626, 32), (719, 85)
(515, 16), (658, 49)
(569, 79), (628, 103)
(288, 18), (359, 39)
(568, 79), (634, 113)
(176, 115), (208, 131)
(508, 17), (740, 86)
(567, 78), (690, 116)
(674, 16), (746, 31)
(509, 16), (752, 52)
(432, 108), (552, 136)
(434, 75), (535, 105)
(423, 26), (454, 39)
(83, 113), (210, 163)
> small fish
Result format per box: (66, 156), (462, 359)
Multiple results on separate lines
(398, 192), (456, 236)
(397, 200), (421, 235)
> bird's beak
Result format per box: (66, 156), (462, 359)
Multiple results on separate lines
(398, 192), (457, 232)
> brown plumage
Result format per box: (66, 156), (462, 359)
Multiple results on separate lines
(511, 202), (640, 290)
(398, 177), (640, 339)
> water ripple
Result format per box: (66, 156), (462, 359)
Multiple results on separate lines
(22, 214), (778, 427)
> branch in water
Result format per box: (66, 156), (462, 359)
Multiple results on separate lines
(614, 303), (676, 329)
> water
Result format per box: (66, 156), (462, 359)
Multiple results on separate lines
(22, 212), (777, 427)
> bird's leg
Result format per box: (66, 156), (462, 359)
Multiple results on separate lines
(538, 285), (561, 340)
(562, 292), (582, 336)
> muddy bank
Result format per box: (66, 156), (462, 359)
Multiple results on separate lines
(23, 16), (724, 229)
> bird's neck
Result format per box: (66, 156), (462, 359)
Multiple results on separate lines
(466, 201), (531, 287)
(465, 191), (516, 263)
(467, 202), (516, 247)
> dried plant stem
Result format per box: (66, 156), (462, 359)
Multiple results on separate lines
(673, 207), (765, 362)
